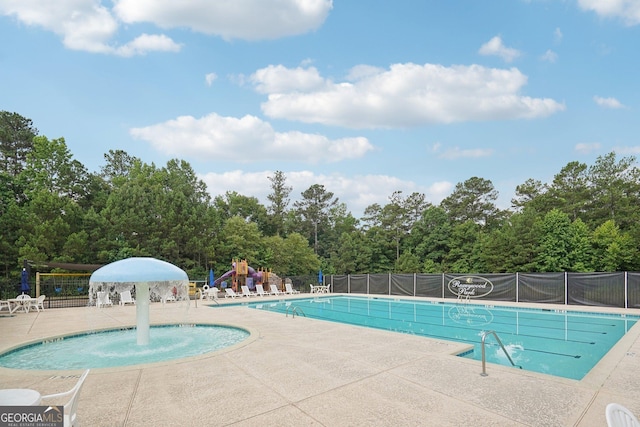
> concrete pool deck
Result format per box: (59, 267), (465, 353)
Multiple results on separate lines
(1, 294), (640, 426)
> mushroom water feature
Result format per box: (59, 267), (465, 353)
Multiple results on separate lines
(89, 257), (189, 345)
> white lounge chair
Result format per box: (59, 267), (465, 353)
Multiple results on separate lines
(255, 284), (268, 297)
(225, 288), (238, 298)
(96, 291), (113, 308)
(241, 285), (256, 297)
(41, 369), (90, 427)
(285, 283), (300, 294)
(119, 290), (136, 306)
(28, 295), (46, 312)
(269, 284), (283, 296)
(606, 403), (640, 427)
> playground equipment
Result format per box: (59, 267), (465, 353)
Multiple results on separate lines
(214, 259), (271, 292)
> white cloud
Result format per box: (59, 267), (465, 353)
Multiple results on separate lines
(199, 170), (451, 218)
(577, 0), (640, 25)
(0, 0), (180, 55)
(115, 34), (181, 57)
(593, 96), (625, 109)
(575, 142), (601, 154)
(113, 0), (333, 40)
(478, 36), (521, 62)
(129, 113), (373, 163)
(0, 0), (116, 53)
(554, 27), (563, 43)
(0, 0), (332, 54)
(438, 147), (494, 160)
(540, 49), (558, 63)
(613, 145), (640, 155)
(427, 181), (454, 204)
(205, 73), (218, 86)
(253, 63), (565, 128)
(345, 65), (385, 81)
(250, 65), (327, 94)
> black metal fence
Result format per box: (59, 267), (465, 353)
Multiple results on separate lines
(34, 273), (92, 308)
(8, 271), (640, 309)
(325, 272), (640, 309)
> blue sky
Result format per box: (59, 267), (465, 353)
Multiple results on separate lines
(1, 0), (638, 217)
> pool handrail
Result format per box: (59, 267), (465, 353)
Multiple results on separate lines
(480, 330), (522, 376)
(285, 305), (306, 318)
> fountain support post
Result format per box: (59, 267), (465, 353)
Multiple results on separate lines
(135, 283), (150, 345)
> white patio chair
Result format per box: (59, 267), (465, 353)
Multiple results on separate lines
(255, 285), (268, 297)
(285, 283), (300, 294)
(14, 294), (32, 313)
(200, 284), (209, 300)
(41, 369), (90, 427)
(28, 295), (46, 312)
(96, 291), (113, 308)
(161, 294), (177, 303)
(0, 299), (10, 312)
(241, 285), (256, 297)
(269, 284), (283, 296)
(200, 285), (219, 301)
(225, 288), (238, 298)
(119, 290), (136, 306)
(606, 403), (640, 427)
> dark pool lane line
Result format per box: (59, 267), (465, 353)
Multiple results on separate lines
(328, 301), (626, 330)
(282, 305), (606, 345)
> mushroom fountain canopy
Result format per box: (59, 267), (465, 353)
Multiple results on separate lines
(89, 257), (190, 303)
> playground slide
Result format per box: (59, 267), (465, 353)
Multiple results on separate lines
(247, 266), (262, 283)
(214, 266), (263, 289)
(214, 270), (235, 286)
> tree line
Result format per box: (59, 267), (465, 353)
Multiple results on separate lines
(1, 111), (639, 288)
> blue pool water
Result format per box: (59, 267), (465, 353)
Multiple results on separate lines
(246, 296), (638, 380)
(0, 324), (249, 370)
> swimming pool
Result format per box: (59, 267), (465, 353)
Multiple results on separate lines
(246, 296), (638, 380)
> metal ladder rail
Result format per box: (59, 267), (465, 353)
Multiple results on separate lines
(285, 305), (306, 318)
(480, 330), (522, 376)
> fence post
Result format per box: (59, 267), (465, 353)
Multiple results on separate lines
(36, 272), (40, 298)
(625, 271), (628, 309)
(413, 273), (416, 297)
